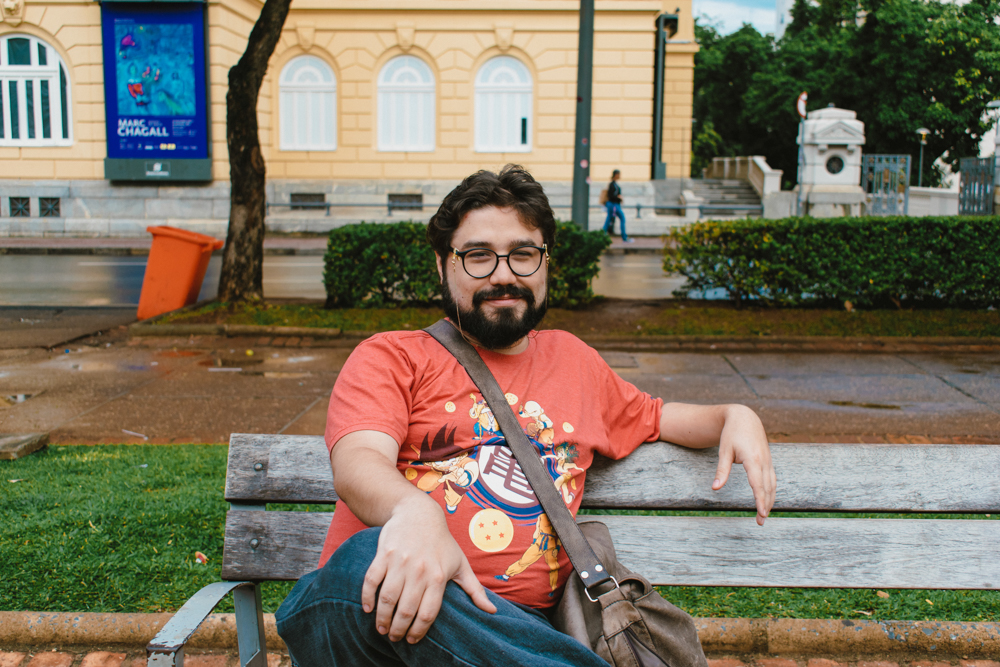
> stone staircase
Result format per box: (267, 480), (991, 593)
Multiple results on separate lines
(688, 178), (762, 218)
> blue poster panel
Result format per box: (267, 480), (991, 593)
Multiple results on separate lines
(101, 3), (208, 160)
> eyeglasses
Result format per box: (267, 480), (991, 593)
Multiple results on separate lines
(452, 244), (548, 279)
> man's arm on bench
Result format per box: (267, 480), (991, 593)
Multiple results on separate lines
(329, 430), (497, 646)
(658, 403), (775, 525)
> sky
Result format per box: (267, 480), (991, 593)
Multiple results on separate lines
(693, 0), (778, 36)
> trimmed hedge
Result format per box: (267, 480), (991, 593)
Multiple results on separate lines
(664, 216), (1000, 308)
(323, 221), (611, 309)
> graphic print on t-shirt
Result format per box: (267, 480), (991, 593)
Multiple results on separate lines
(406, 392), (579, 593)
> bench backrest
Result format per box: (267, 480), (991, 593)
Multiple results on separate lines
(221, 434), (1000, 590)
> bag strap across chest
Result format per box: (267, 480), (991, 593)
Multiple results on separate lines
(424, 319), (615, 592)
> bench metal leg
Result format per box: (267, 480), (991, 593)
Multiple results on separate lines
(234, 583), (268, 667)
(147, 581), (257, 667)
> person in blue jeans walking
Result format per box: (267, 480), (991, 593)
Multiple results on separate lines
(602, 169), (633, 242)
(275, 165), (777, 666)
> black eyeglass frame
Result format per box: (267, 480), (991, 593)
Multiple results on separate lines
(451, 243), (548, 279)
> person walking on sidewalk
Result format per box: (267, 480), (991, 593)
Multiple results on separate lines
(602, 169), (632, 242)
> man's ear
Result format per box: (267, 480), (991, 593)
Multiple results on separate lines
(435, 253), (444, 284)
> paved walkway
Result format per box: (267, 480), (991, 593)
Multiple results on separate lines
(0, 328), (996, 444)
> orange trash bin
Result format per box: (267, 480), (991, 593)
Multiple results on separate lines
(137, 225), (225, 320)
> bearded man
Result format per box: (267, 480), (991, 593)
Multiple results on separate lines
(275, 165), (776, 667)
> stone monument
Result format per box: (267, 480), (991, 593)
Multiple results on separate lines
(797, 106), (866, 217)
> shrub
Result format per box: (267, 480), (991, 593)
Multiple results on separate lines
(664, 216), (1000, 308)
(323, 222), (438, 308)
(548, 221), (612, 308)
(323, 221), (610, 309)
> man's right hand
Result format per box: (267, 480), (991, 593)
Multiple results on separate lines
(361, 494), (497, 644)
(330, 430), (497, 645)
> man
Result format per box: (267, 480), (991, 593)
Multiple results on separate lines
(276, 165), (775, 666)
(602, 169), (632, 242)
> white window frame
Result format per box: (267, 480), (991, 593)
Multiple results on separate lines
(279, 55), (337, 152)
(0, 34), (72, 147)
(474, 56), (532, 153)
(377, 55), (435, 152)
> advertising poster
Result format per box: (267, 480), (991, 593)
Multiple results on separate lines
(100, 3), (208, 165)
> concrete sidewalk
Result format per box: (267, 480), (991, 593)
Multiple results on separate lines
(0, 328), (997, 445)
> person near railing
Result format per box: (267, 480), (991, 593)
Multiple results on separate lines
(602, 169), (633, 242)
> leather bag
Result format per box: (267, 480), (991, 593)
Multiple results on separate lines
(425, 320), (709, 667)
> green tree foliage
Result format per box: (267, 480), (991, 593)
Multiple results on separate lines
(693, 0), (1000, 186)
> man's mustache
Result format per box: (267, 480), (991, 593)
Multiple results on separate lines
(472, 285), (535, 308)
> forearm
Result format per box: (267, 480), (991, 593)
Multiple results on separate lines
(330, 431), (440, 527)
(658, 403), (758, 449)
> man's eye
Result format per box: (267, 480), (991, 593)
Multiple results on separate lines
(511, 249), (536, 260)
(466, 251), (494, 262)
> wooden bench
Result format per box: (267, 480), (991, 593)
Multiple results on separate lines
(146, 434), (1000, 667)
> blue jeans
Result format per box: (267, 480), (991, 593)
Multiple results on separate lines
(275, 528), (607, 667)
(603, 202), (628, 240)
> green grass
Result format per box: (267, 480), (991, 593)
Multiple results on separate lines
(162, 301), (443, 333)
(631, 305), (1000, 338)
(3, 445), (998, 620)
(161, 301), (1000, 338)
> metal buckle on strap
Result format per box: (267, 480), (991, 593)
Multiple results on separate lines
(584, 575), (620, 603)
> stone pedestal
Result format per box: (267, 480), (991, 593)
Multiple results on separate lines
(797, 107), (866, 217)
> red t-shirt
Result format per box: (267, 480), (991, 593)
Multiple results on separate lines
(321, 328), (663, 609)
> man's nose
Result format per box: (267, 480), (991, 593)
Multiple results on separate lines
(490, 256), (518, 284)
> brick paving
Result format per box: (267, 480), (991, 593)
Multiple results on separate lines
(0, 654), (291, 667)
(3, 653), (996, 667)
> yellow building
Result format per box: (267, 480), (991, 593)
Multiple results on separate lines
(0, 0), (696, 236)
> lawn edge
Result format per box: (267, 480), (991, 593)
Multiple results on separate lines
(0, 612), (997, 658)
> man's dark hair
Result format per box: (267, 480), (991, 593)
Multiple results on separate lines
(427, 164), (556, 259)
(612, 169), (621, 177)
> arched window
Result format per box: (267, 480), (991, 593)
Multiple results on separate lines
(377, 55), (434, 152)
(0, 34), (72, 146)
(279, 55), (337, 151)
(475, 56), (532, 153)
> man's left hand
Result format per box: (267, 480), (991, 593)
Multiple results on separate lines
(659, 402), (776, 525)
(713, 405), (775, 525)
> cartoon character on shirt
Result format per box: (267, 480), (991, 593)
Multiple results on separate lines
(495, 513), (561, 594)
(541, 442), (582, 505)
(415, 452), (480, 513)
(519, 401), (555, 446)
(469, 394), (499, 441)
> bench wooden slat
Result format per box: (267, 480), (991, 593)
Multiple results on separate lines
(225, 434), (1000, 513)
(221, 511), (1000, 589)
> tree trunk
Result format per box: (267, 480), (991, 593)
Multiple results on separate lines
(217, 0), (291, 302)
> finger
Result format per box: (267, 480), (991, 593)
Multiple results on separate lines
(374, 570), (405, 636)
(405, 579), (446, 644)
(361, 554), (388, 615)
(713, 446), (734, 491)
(454, 560), (497, 615)
(387, 575), (426, 643)
(743, 456), (771, 525)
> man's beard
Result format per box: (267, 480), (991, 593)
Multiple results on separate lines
(440, 279), (547, 350)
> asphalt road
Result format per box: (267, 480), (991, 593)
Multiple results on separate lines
(0, 253), (682, 306)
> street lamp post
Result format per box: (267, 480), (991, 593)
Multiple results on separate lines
(916, 127), (930, 187)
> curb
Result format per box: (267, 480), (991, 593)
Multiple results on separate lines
(2, 613), (999, 658)
(580, 334), (1000, 353)
(128, 323), (1000, 353)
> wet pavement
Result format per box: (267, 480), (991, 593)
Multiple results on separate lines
(0, 331), (996, 444)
